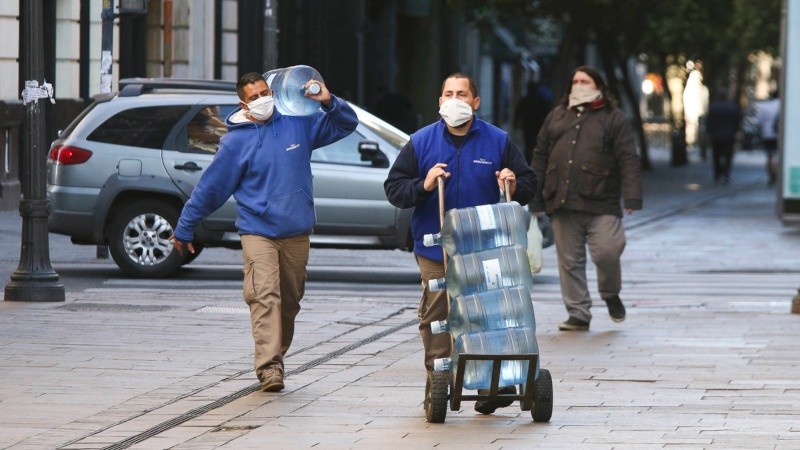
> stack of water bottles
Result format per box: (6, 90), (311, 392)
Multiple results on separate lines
(424, 201), (540, 391)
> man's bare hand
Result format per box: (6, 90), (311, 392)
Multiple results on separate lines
(305, 79), (331, 107)
(495, 168), (516, 196)
(169, 236), (195, 255)
(424, 163), (451, 191)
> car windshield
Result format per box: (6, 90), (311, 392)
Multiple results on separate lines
(349, 103), (410, 150)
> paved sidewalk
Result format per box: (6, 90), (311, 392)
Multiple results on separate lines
(1, 148), (799, 449)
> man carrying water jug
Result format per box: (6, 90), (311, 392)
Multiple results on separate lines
(171, 72), (358, 393)
(384, 72), (537, 415)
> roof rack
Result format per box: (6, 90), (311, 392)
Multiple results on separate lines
(118, 78), (236, 97)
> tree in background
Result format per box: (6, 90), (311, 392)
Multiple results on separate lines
(448, 0), (781, 169)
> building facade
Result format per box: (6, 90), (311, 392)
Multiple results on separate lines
(1, 0), (540, 210)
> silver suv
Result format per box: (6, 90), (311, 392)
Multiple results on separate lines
(47, 78), (412, 278)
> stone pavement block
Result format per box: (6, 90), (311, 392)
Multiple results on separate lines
(126, 426), (217, 450)
(319, 364), (392, 384)
(221, 428), (360, 448)
(0, 427), (48, 449)
(170, 430), (246, 450)
(355, 428), (457, 445)
(230, 396), (310, 420)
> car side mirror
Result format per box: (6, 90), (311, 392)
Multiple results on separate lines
(358, 140), (389, 168)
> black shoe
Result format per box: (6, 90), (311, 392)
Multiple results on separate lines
(604, 296), (626, 322)
(558, 316), (590, 331)
(474, 386), (517, 415)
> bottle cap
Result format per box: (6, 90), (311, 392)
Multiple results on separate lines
(433, 357), (451, 372)
(428, 278), (444, 292)
(422, 233), (437, 247)
(306, 83), (321, 95)
(430, 320), (448, 334)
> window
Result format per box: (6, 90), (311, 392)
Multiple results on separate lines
(87, 105), (189, 149)
(59, 102), (99, 139)
(186, 105), (234, 154)
(311, 131), (371, 166)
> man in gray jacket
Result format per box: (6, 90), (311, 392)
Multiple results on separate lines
(530, 65), (642, 331)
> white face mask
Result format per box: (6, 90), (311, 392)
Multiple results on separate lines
(247, 95), (275, 121)
(439, 98), (474, 128)
(568, 84), (602, 109)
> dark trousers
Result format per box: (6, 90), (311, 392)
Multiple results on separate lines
(711, 138), (735, 180)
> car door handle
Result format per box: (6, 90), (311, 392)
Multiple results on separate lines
(174, 161), (203, 172)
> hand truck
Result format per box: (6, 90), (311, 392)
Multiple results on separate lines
(424, 177), (553, 423)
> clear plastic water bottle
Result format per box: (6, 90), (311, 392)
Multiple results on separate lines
(430, 285), (536, 337)
(428, 245), (533, 298)
(423, 202), (530, 256)
(433, 326), (539, 390)
(263, 65), (324, 116)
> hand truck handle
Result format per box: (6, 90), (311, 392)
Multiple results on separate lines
(503, 179), (511, 202)
(437, 176), (447, 268)
(437, 176), (446, 228)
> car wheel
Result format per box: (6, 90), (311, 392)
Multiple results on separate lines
(108, 200), (183, 278)
(181, 244), (204, 266)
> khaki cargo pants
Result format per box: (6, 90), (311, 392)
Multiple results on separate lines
(415, 254), (451, 372)
(241, 234), (309, 383)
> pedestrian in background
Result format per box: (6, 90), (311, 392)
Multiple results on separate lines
(514, 79), (553, 164)
(171, 72), (358, 392)
(705, 88), (742, 184)
(384, 72), (537, 414)
(756, 90), (780, 185)
(530, 65), (642, 332)
(683, 61), (708, 150)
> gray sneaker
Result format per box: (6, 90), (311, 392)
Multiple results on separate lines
(260, 366), (284, 392)
(558, 316), (590, 331)
(604, 296), (626, 322)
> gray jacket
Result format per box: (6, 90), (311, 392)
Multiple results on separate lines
(530, 103), (642, 216)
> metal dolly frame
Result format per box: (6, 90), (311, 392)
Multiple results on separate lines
(450, 353), (539, 411)
(424, 177), (553, 424)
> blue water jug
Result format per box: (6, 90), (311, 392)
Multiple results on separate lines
(428, 245), (533, 299)
(433, 326), (539, 390)
(264, 65), (324, 116)
(423, 202), (530, 257)
(430, 285), (536, 337)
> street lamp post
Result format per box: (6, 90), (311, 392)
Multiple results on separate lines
(4, 0), (64, 302)
(93, 0), (116, 259)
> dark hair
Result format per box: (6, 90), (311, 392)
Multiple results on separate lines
(562, 65), (611, 106)
(236, 72), (267, 101)
(441, 72), (478, 97)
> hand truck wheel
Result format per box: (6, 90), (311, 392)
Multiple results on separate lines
(425, 370), (449, 423)
(531, 368), (553, 422)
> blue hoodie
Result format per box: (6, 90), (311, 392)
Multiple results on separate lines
(174, 95), (358, 242)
